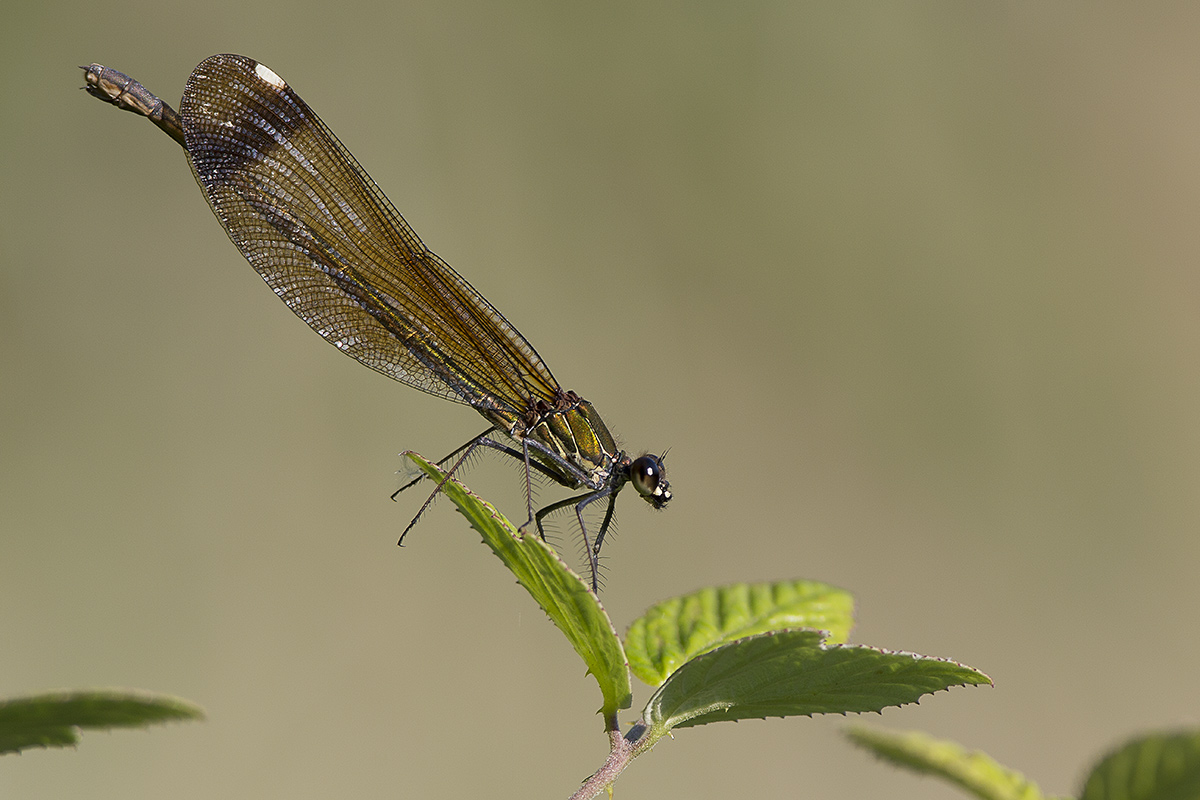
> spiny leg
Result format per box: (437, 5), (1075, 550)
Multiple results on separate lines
(473, 435), (538, 534)
(574, 490), (618, 593)
(576, 502), (600, 592)
(397, 436), (488, 545)
(591, 492), (620, 557)
(472, 435), (596, 538)
(391, 428), (496, 500)
(465, 436), (582, 493)
(520, 438), (536, 532)
(393, 429), (571, 542)
(472, 435), (567, 535)
(533, 488), (615, 592)
(395, 429), (607, 586)
(535, 493), (586, 543)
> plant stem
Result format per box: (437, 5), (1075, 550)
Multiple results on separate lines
(567, 716), (663, 799)
(568, 727), (633, 800)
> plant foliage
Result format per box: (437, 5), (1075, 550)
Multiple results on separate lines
(0, 690), (203, 755)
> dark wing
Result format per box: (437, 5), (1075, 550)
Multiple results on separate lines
(178, 54), (560, 412)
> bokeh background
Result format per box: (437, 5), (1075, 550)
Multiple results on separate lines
(3, 3), (1199, 798)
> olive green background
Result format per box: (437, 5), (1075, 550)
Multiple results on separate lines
(3, 3), (1199, 798)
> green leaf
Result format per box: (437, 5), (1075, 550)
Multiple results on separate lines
(625, 579), (855, 686)
(1081, 728), (1200, 800)
(406, 453), (632, 715)
(845, 726), (1049, 800)
(0, 690), (204, 755)
(643, 630), (991, 734)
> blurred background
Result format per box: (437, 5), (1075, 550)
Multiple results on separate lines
(3, 3), (1199, 798)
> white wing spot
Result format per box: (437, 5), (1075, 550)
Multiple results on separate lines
(254, 63), (287, 89)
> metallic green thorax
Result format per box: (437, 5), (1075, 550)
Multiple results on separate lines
(482, 389), (621, 491)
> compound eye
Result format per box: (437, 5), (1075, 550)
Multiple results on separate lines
(630, 455), (663, 498)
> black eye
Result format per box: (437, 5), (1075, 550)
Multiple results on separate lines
(630, 455), (663, 497)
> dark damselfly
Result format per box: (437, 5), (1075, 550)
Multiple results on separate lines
(82, 54), (671, 591)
